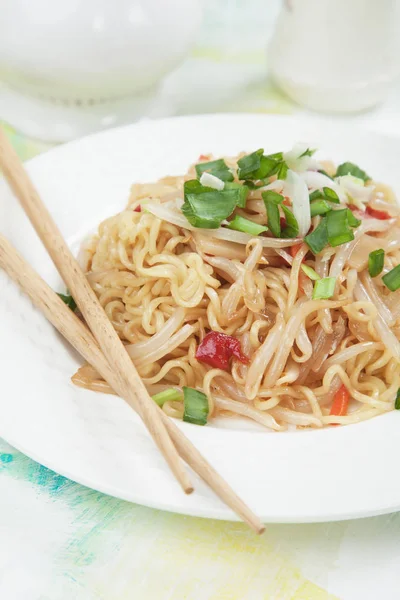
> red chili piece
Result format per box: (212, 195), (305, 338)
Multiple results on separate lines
(196, 331), (249, 370)
(198, 154), (210, 161)
(365, 205), (391, 220)
(134, 205), (141, 212)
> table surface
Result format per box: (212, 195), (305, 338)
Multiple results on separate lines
(2, 2), (400, 598)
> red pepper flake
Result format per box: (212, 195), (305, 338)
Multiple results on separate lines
(198, 154), (210, 162)
(290, 243), (303, 258)
(330, 384), (350, 425)
(134, 205), (141, 212)
(366, 205), (391, 220)
(196, 331), (249, 370)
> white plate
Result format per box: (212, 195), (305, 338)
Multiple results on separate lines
(2, 114), (400, 523)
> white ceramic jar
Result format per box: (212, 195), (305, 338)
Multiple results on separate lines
(269, 0), (400, 113)
(0, 0), (202, 141)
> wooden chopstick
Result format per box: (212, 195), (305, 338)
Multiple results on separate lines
(0, 128), (193, 496)
(0, 234), (265, 533)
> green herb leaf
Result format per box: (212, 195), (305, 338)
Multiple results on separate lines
(346, 209), (361, 228)
(277, 161), (289, 180)
(322, 187), (340, 203)
(281, 205), (299, 238)
(195, 158), (233, 182)
(265, 200), (281, 237)
(395, 389), (400, 410)
(227, 215), (268, 236)
(183, 387), (209, 426)
(382, 264), (400, 292)
(301, 264), (320, 281)
(237, 149), (286, 181)
(310, 199), (331, 217)
(224, 181), (249, 208)
(152, 388), (182, 407)
(262, 191), (284, 205)
(326, 209), (355, 247)
(237, 149), (264, 180)
(262, 191), (285, 238)
(265, 151), (284, 160)
(312, 277), (336, 299)
(305, 219), (328, 254)
(182, 188), (240, 229)
(309, 189), (325, 202)
(309, 187), (339, 204)
(207, 169), (234, 182)
(335, 162), (370, 182)
(57, 293), (77, 312)
(184, 179), (214, 196)
(368, 249), (385, 278)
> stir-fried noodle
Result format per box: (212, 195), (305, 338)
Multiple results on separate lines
(70, 145), (400, 430)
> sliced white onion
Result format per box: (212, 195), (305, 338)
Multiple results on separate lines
(257, 179), (285, 193)
(200, 227), (301, 248)
(199, 172), (225, 190)
(336, 175), (374, 211)
(283, 143), (320, 173)
(145, 201), (301, 248)
(301, 171), (346, 202)
(284, 169), (311, 237)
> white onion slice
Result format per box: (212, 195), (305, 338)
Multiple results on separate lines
(199, 172), (224, 190)
(284, 169), (311, 237)
(301, 171), (346, 202)
(283, 143), (320, 172)
(145, 201), (301, 248)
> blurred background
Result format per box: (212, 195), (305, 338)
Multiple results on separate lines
(1, 0), (399, 154)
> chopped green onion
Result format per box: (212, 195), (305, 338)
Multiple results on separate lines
(265, 200), (281, 237)
(195, 158), (233, 182)
(309, 189), (325, 202)
(224, 181), (249, 208)
(227, 215), (268, 236)
(237, 149), (264, 180)
(262, 191), (284, 238)
(395, 389), (400, 410)
(182, 187), (240, 229)
(277, 161), (288, 180)
(237, 149), (287, 181)
(322, 187), (340, 203)
(305, 219), (328, 254)
(309, 187), (339, 204)
(152, 388), (182, 407)
(382, 264), (400, 292)
(326, 209), (354, 247)
(310, 199), (331, 217)
(368, 249), (385, 278)
(266, 151), (284, 160)
(346, 209), (361, 227)
(57, 293), (77, 311)
(261, 191), (284, 205)
(335, 162), (370, 182)
(206, 169), (234, 182)
(301, 264), (320, 281)
(312, 277), (336, 299)
(184, 179), (213, 195)
(281, 205), (299, 238)
(183, 387), (209, 426)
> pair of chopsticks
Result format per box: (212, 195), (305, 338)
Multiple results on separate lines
(0, 129), (264, 534)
